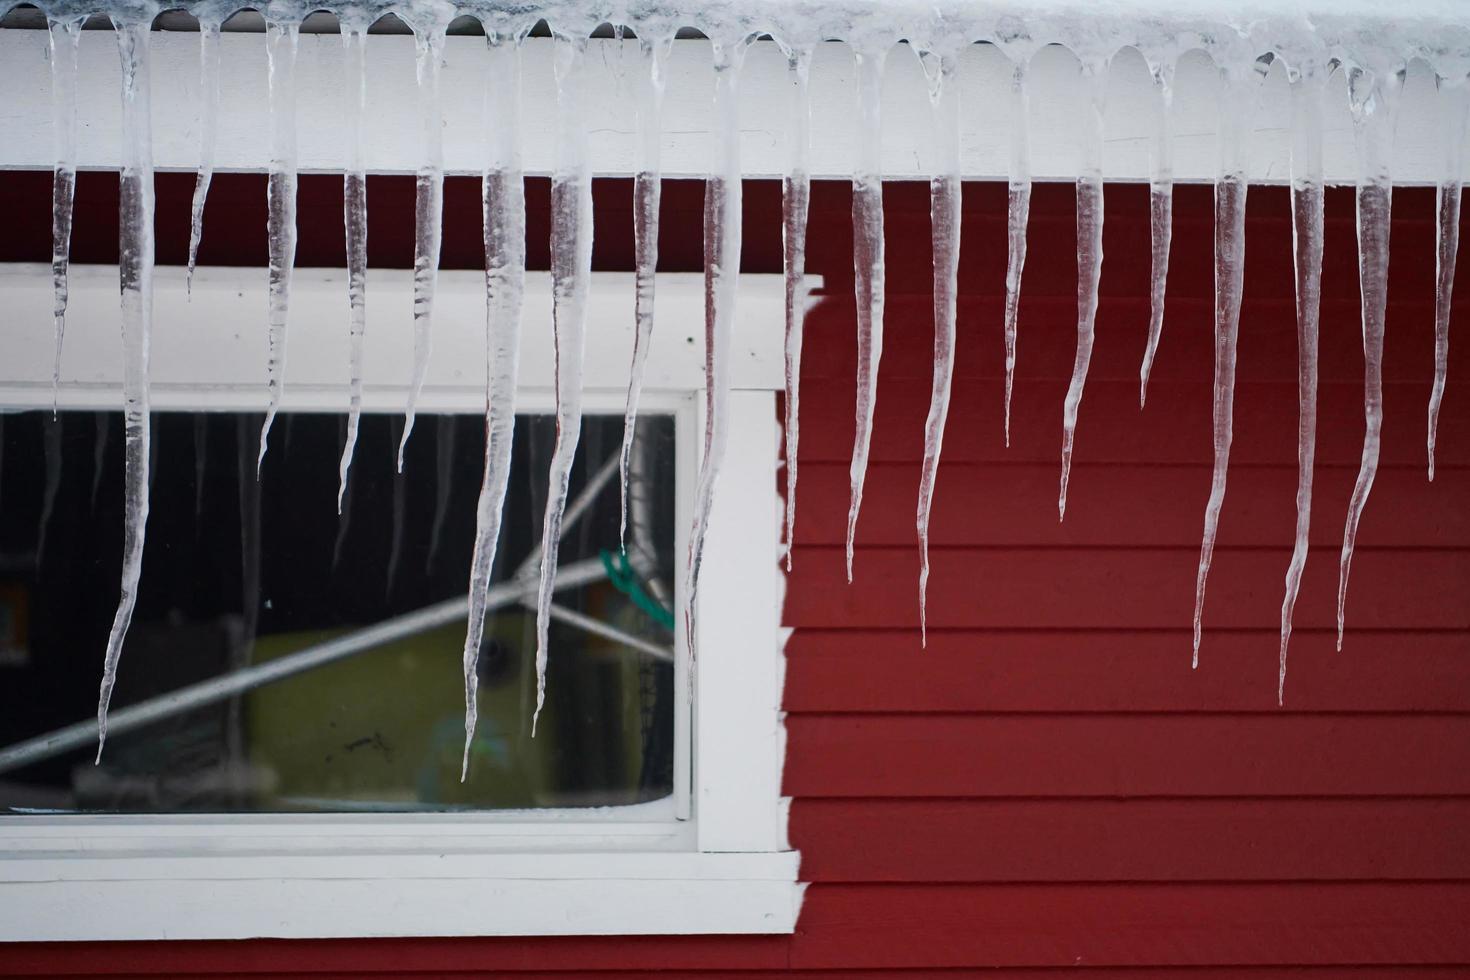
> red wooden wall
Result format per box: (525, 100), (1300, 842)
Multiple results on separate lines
(1, 172), (1468, 975)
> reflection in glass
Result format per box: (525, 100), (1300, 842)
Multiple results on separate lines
(0, 410), (676, 814)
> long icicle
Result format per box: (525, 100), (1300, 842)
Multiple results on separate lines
(618, 35), (669, 549)
(917, 49), (961, 646)
(531, 35), (593, 735)
(47, 15), (82, 415)
(782, 45), (812, 570)
(337, 21), (368, 512)
(185, 18), (221, 292)
(461, 35), (527, 779)
(1338, 68), (1397, 651)
(1192, 66), (1258, 667)
(1002, 60), (1030, 446)
(257, 17), (299, 471)
(1278, 69), (1325, 704)
(1428, 79), (1468, 480)
(685, 37), (749, 658)
(97, 20), (155, 760)
(1058, 63), (1106, 520)
(1139, 64), (1174, 407)
(846, 46), (887, 581)
(332, 419), (353, 568)
(398, 21), (448, 470)
(387, 418), (406, 598)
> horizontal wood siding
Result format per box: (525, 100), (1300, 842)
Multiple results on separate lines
(1, 175), (1466, 973)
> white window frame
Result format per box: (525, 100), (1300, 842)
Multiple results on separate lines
(0, 263), (804, 939)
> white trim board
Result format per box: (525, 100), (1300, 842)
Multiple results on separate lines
(0, 32), (1463, 184)
(0, 873), (804, 939)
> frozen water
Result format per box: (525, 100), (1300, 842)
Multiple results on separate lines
(1278, 69), (1325, 703)
(387, 417), (406, 598)
(917, 49), (960, 646)
(185, 18), (221, 293)
(337, 23), (368, 513)
(532, 34), (594, 734)
(685, 37), (748, 657)
(1058, 65), (1107, 521)
(846, 47), (887, 582)
(618, 36), (669, 551)
(1429, 80), (1468, 481)
(399, 23), (448, 471)
(1191, 67), (1259, 668)
(781, 45), (812, 570)
(257, 19), (298, 473)
(332, 418), (354, 569)
(96, 21), (155, 760)
(1003, 61), (1030, 446)
(1139, 66), (1174, 408)
(47, 16), (81, 414)
(1337, 68), (1397, 651)
(461, 35), (527, 778)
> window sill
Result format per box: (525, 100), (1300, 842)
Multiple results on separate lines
(0, 848), (803, 939)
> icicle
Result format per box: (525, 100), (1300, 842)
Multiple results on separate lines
(1278, 69), (1325, 703)
(337, 22), (368, 513)
(427, 413), (455, 572)
(1191, 66), (1259, 667)
(398, 22), (448, 471)
(685, 37), (749, 657)
(617, 35), (668, 551)
(185, 18), (221, 293)
(257, 18), (299, 472)
(96, 21), (155, 760)
(1429, 80), (1468, 480)
(192, 413), (206, 524)
(91, 411), (107, 510)
(332, 415), (353, 569)
(37, 415), (62, 569)
(1338, 67), (1397, 651)
(917, 49), (960, 646)
(846, 46), (887, 581)
(1058, 64), (1106, 520)
(461, 35), (526, 779)
(1139, 64), (1174, 407)
(47, 16), (81, 415)
(1002, 60), (1030, 446)
(782, 45), (812, 570)
(530, 34), (594, 735)
(387, 418), (406, 598)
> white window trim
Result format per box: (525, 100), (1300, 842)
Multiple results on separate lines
(0, 263), (806, 939)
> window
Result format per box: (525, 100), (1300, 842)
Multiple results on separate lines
(0, 409), (679, 814)
(0, 263), (800, 939)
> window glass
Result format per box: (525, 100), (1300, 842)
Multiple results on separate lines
(0, 409), (677, 814)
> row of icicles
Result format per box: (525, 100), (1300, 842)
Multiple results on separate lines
(32, 19), (1470, 776)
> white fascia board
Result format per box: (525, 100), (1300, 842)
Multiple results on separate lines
(0, 30), (1461, 184)
(0, 263), (793, 412)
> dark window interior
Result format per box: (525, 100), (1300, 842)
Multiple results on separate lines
(0, 409), (677, 814)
